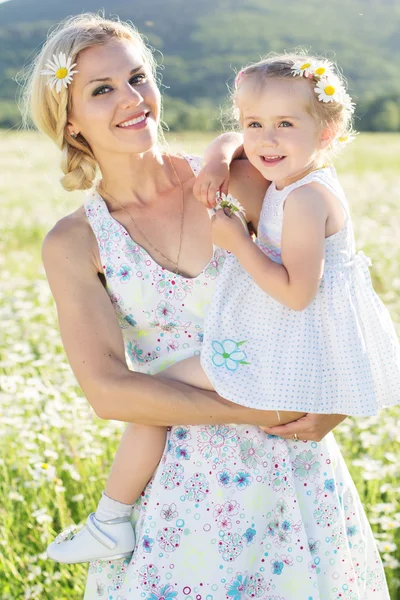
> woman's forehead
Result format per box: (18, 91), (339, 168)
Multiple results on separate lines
(75, 39), (144, 82)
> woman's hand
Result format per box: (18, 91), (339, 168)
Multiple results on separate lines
(261, 413), (347, 442)
(193, 159), (230, 209)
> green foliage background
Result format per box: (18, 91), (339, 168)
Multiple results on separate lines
(0, 0), (400, 130)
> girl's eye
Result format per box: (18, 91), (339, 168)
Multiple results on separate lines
(248, 122), (262, 128)
(92, 74), (147, 96)
(279, 121), (292, 128)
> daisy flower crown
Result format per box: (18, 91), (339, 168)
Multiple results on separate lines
(40, 52), (78, 93)
(235, 59), (355, 115)
(290, 59), (355, 114)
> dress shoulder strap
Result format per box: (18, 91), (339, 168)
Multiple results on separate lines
(183, 154), (203, 177)
(278, 167), (350, 217)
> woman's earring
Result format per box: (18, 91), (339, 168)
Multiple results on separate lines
(71, 132), (77, 139)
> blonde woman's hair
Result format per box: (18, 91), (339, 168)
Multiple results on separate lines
(22, 13), (160, 192)
(232, 53), (355, 159)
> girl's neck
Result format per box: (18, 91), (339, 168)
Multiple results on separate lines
(275, 160), (328, 191)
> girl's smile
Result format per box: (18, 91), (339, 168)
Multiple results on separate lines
(238, 77), (329, 189)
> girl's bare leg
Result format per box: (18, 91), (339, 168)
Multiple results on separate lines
(159, 356), (305, 427)
(104, 355), (305, 505)
(104, 423), (167, 504)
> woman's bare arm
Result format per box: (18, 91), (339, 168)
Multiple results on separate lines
(42, 205), (347, 439)
(41, 210), (285, 427)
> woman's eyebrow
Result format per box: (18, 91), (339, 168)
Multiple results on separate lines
(85, 65), (144, 86)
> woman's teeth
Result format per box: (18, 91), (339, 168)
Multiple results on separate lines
(118, 114), (147, 127)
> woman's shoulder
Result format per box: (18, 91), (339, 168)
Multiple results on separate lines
(42, 205), (100, 272)
(229, 159), (270, 227)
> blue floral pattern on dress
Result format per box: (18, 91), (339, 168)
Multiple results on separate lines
(211, 339), (249, 371)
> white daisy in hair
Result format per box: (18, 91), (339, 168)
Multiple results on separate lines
(312, 60), (333, 79)
(341, 91), (356, 113)
(314, 74), (345, 103)
(336, 133), (357, 146)
(41, 52), (78, 93)
(291, 60), (316, 78)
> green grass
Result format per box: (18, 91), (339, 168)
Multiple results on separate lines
(0, 131), (399, 599)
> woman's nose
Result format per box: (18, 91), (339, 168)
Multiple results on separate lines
(119, 83), (144, 109)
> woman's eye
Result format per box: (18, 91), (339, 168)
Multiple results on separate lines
(92, 74), (146, 96)
(93, 85), (112, 96)
(130, 73), (146, 85)
(279, 121), (292, 128)
(248, 122), (261, 128)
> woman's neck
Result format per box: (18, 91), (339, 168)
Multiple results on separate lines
(96, 146), (174, 208)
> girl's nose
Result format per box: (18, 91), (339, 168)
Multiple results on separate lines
(262, 131), (278, 147)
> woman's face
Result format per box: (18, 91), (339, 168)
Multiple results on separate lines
(68, 38), (161, 158)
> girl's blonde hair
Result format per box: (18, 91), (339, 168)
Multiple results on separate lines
(22, 13), (160, 192)
(233, 53), (355, 157)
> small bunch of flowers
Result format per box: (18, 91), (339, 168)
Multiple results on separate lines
(215, 192), (246, 215)
(291, 59), (356, 114)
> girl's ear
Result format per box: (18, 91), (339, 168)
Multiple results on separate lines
(320, 127), (336, 149)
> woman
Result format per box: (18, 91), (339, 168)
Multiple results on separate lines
(25, 13), (388, 600)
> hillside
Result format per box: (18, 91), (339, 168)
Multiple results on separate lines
(1, 0), (400, 128)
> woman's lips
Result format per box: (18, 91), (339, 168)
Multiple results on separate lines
(117, 112), (150, 130)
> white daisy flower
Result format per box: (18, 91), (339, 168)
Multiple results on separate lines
(291, 60), (315, 78)
(40, 52), (78, 93)
(314, 76), (344, 103)
(216, 192), (246, 214)
(341, 92), (356, 113)
(336, 133), (357, 146)
(312, 60), (333, 79)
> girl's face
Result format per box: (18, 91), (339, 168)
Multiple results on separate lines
(238, 77), (328, 189)
(68, 39), (161, 159)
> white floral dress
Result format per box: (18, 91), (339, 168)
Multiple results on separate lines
(83, 157), (389, 600)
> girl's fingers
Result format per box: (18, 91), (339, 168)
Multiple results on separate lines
(207, 185), (218, 208)
(201, 182), (211, 208)
(193, 177), (202, 202)
(220, 178), (230, 197)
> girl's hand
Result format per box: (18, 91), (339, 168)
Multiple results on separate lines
(261, 413), (347, 442)
(211, 208), (249, 252)
(193, 160), (230, 209)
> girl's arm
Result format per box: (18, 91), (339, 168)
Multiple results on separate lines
(211, 182), (332, 311)
(193, 132), (244, 209)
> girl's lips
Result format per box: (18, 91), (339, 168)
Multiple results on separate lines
(260, 155), (285, 166)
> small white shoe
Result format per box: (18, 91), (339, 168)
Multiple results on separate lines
(46, 513), (135, 564)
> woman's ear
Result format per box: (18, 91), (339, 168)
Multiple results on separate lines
(67, 122), (79, 138)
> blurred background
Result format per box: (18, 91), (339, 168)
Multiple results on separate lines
(0, 1), (399, 599)
(1, 0), (400, 131)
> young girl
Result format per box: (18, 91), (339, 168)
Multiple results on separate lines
(47, 53), (399, 567)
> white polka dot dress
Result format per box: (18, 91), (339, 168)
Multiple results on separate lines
(201, 167), (400, 416)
